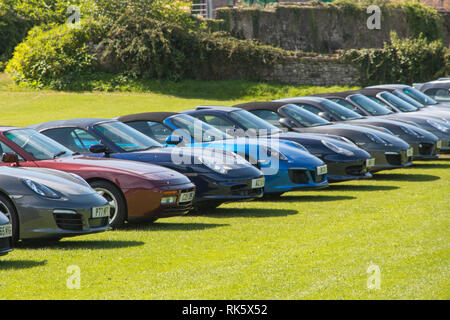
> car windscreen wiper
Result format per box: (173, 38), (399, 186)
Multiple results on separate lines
(53, 151), (67, 159)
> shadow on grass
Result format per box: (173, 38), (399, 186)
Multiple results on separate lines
(0, 260), (47, 270)
(411, 162), (450, 170)
(257, 194), (356, 203)
(196, 208), (298, 219)
(328, 184), (399, 192)
(372, 173), (440, 182)
(122, 222), (229, 232)
(18, 240), (145, 250)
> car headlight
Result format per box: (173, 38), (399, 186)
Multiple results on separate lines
(23, 179), (61, 199)
(199, 156), (234, 175)
(261, 145), (288, 161)
(285, 141), (308, 152)
(365, 132), (387, 144)
(399, 126), (421, 137)
(427, 119), (449, 133)
(321, 140), (354, 156)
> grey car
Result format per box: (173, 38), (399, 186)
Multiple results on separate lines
(0, 154), (110, 242)
(0, 211), (12, 255)
(414, 80), (450, 103)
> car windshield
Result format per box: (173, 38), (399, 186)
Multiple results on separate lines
(379, 92), (418, 112)
(94, 121), (162, 152)
(402, 87), (438, 105)
(348, 94), (393, 116)
(320, 99), (364, 121)
(4, 128), (74, 160)
(229, 109), (283, 134)
(281, 104), (331, 127)
(392, 90), (425, 108)
(170, 114), (232, 142)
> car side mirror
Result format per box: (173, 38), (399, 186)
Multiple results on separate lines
(89, 144), (109, 154)
(2, 153), (19, 166)
(279, 118), (294, 129)
(318, 112), (332, 121)
(165, 135), (183, 145)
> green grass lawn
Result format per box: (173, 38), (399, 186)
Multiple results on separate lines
(0, 74), (448, 299)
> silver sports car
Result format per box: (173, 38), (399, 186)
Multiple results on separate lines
(0, 154), (111, 242)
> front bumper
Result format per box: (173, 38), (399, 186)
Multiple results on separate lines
(264, 166), (328, 194)
(0, 237), (13, 256)
(368, 149), (413, 172)
(14, 194), (110, 240)
(412, 140), (441, 160)
(188, 174), (264, 203)
(326, 159), (373, 182)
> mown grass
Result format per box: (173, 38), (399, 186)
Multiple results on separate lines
(0, 73), (448, 299)
(0, 73), (358, 127)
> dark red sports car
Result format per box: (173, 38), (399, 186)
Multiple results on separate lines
(0, 127), (195, 228)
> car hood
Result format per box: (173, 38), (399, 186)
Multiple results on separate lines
(0, 166), (95, 196)
(54, 155), (179, 176)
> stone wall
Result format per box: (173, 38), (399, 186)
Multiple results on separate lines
(216, 6), (449, 52)
(258, 56), (360, 85)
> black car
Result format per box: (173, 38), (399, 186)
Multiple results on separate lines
(317, 90), (449, 154)
(236, 101), (413, 172)
(310, 92), (443, 158)
(181, 106), (373, 182)
(29, 119), (265, 210)
(414, 80), (450, 103)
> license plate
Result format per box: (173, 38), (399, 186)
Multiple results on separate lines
(316, 165), (328, 175)
(0, 224), (12, 238)
(179, 191), (195, 203)
(407, 148), (413, 157)
(437, 140), (442, 149)
(251, 177), (265, 189)
(92, 206), (110, 218)
(366, 158), (376, 167)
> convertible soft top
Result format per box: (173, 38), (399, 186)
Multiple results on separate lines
(117, 112), (178, 123)
(233, 101), (289, 111)
(29, 118), (112, 131)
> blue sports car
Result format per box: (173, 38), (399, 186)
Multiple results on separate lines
(180, 106), (373, 182)
(29, 119), (265, 210)
(117, 112), (329, 195)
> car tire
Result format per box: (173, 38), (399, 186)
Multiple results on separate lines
(0, 193), (19, 244)
(90, 180), (126, 229)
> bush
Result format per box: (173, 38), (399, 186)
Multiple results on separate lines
(343, 32), (448, 86)
(5, 20), (106, 89)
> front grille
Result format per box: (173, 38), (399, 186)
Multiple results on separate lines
(54, 213), (83, 231)
(289, 169), (310, 184)
(386, 154), (402, 166)
(346, 165), (366, 176)
(419, 143), (434, 156)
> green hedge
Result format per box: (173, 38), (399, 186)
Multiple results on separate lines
(343, 33), (448, 86)
(5, 20), (106, 89)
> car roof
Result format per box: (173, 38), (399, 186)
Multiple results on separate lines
(29, 118), (113, 131)
(193, 106), (241, 112)
(312, 90), (359, 98)
(0, 126), (20, 132)
(117, 112), (178, 123)
(366, 84), (410, 90)
(357, 88), (388, 95)
(233, 101), (290, 111)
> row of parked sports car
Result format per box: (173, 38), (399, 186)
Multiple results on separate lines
(1, 83), (449, 256)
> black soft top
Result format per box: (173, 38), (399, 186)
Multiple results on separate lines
(117, 112), (178, 123)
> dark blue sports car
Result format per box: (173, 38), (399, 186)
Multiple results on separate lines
(29, 119), (265, 210)
(181, 106), (373, 182)
(117, 112), (329, 195)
